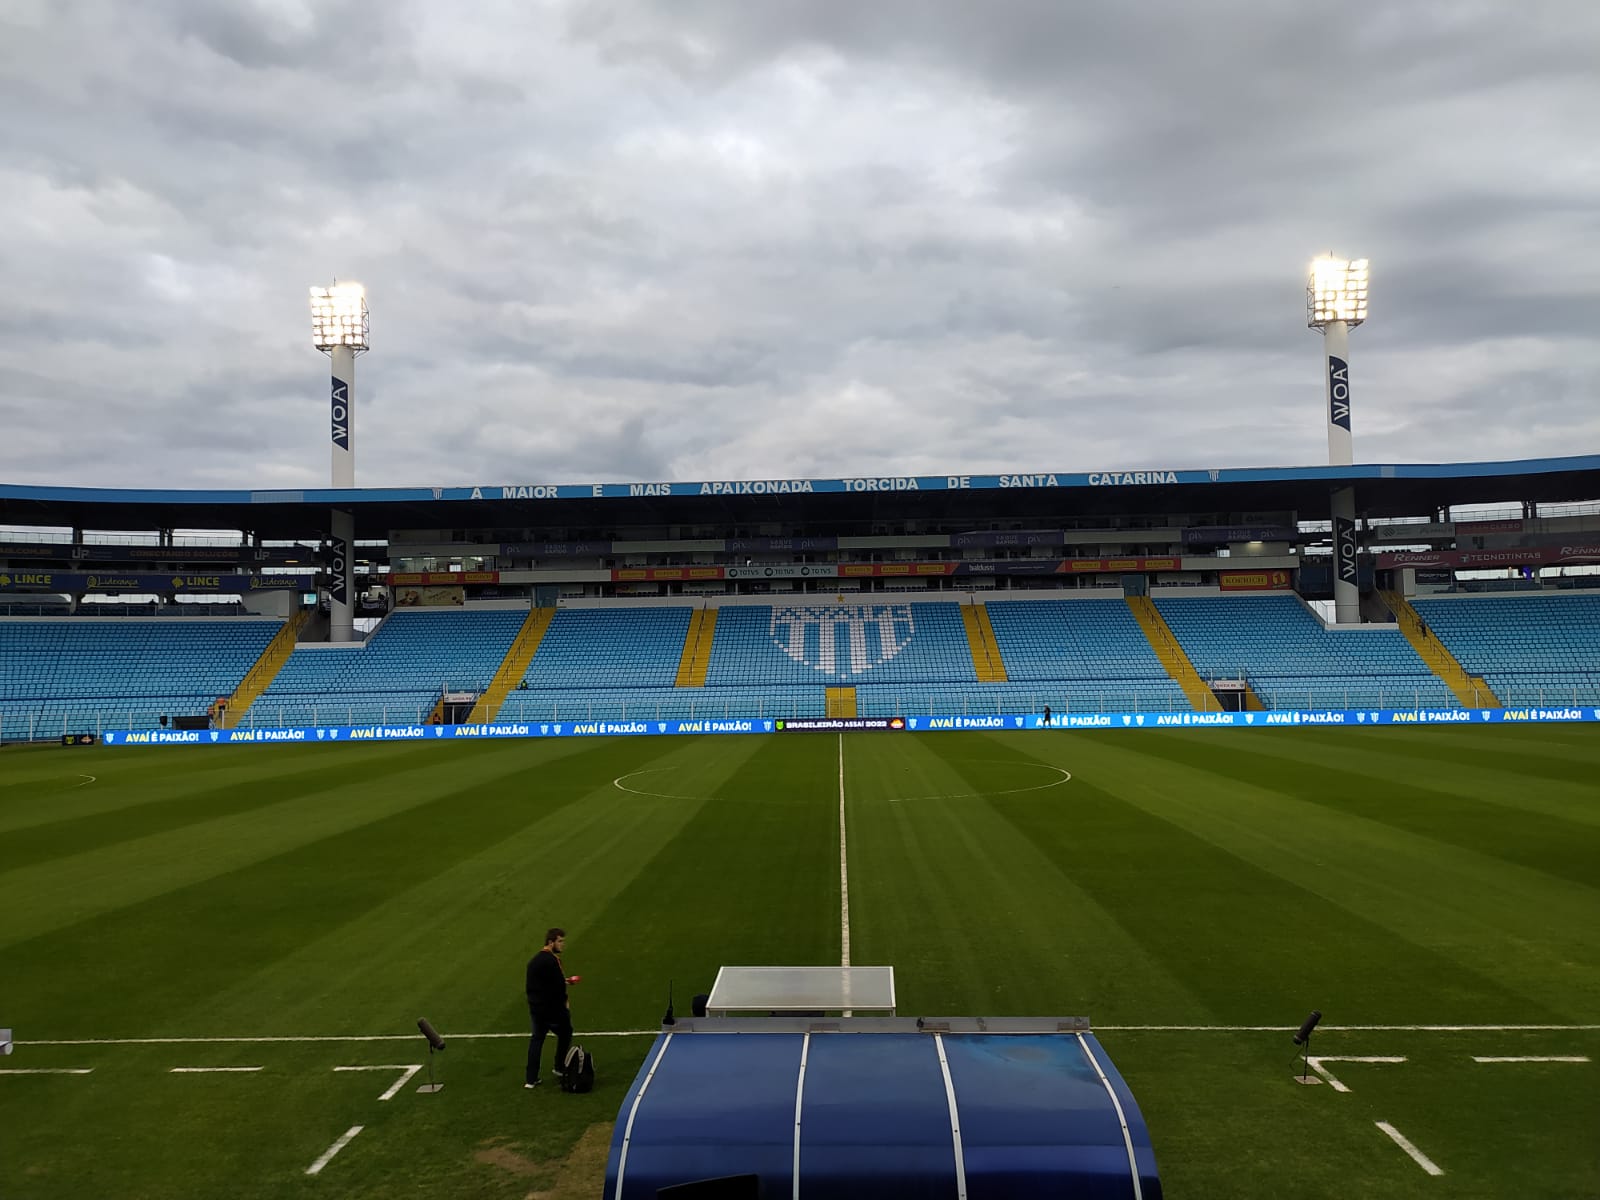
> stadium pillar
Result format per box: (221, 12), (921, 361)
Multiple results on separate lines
(329, 344), (356, 643)
(310, 284), (367, 644)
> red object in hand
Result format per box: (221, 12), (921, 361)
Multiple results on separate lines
(567, 975), (582, 984)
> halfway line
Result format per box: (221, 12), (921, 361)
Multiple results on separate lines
(838, 733), (850, 970)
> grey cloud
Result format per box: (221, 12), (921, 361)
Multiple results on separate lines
(0, 0), (1597, 497)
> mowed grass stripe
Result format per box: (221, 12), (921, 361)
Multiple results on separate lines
(929, 732), (1563, 1025)
(845, 733), (1206, 1021)
(1, 737), (680, 1033)
(0, 743), (389, 834)
(1126, 728), (1600, 887)
(1056, 731), (1599, 1020)
(1175, 724), (1600, 831)
(575, 734), (843, 1023)
(0, 740), (619, 950)
(165, 736), (766, 1040)
(0, 744), (455, 871)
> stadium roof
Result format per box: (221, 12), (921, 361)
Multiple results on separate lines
(3, 454), (1598, 539)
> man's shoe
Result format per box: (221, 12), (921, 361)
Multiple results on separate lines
(524, 1080), (541, 1089)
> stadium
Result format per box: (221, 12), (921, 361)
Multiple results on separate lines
(3, 266), (1598, 1196)
(4, 0), (1600, 1182)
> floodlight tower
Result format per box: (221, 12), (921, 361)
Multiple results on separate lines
(310, 282), (368, 643)
(1307, 256), (1368, 626)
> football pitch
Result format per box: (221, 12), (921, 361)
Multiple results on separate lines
(2, 725), (1597, 1199)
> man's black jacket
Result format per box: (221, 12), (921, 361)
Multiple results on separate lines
(526, 948), (567, 1018)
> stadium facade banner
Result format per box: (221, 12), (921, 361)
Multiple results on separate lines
(8, 454), (1600, 510)
(386, 571), (501, 585)
(395, 585), (464, 607)
(0, 543), (308, 564)
(950, 529), (1064, 548)
(1375, 543), (1600, 569)
(728, 536), (840, 553)
(723, 564), (838, 580)
(1454, 518), (1525, 535)
(1218, 569), (1294, 590)
(0, 571), (305, 593)
(1182, 525), (1298, 545)
(95, 705), (1600, 747)
(1056, 556), (1181, 574)
(613, 566), (728, 582)
(499, 541), (613, 557)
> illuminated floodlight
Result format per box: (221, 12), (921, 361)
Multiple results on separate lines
(1306, 256), (1368, 329)
(310, 282), (369, 351)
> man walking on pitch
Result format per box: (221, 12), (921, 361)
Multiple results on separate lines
(525, 927), (578, 1088)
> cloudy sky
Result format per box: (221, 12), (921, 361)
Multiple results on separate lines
(2, 0), (1597, 492)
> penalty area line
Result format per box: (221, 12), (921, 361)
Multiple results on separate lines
(1375, 1121), (1444, 1176)
(305, 1125), (363, 1177)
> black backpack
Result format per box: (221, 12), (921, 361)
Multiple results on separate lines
(560, 1044), (595, 1093)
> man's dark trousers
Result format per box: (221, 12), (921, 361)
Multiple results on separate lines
(527, 1008), (573, 1085)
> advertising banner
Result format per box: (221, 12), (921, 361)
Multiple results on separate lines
(612, 567), (727, 582)
(1182, 526), (1297, 545)
(727, 537), (839, 553)
(500, 542), (613, 557)
(1334, 517), (1358, 586)
(1219, 569), (1294, 591)
(1055, 557), (1181, 574)
(396, 586), (465, 607)
(96, 705), (1600, 748)
(1376, 544), (1600, 570)
(1454, 519), (1524, 535)
(0, 571), (306, 593)
(723, 564), (838, 580)
(839, 562), (959, 578)
(951, 530), (1064, 549)
(387, 571), (501, 585)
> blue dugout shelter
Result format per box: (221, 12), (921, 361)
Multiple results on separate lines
(605, 1016), (1162, 1199)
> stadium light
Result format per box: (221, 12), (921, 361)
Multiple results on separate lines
(1306, 257), (1368, 329)
(309, 282), (369, 351)
(310, 280), (366, 644)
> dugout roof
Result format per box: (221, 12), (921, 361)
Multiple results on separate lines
(2, 453), (1598, 540)
(606, 1018), (1162, 1199)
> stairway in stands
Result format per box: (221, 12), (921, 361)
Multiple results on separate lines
(221, 610), (310, 728)
(1125, 596), (1237, 711)
(675, 608), (718, 687)
(960, 602), (1008, 682)
(467, 607), (557, 722)
(1379, 590), (1500, 708)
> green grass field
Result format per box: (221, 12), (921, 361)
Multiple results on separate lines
(3, 726), (1597, 1198)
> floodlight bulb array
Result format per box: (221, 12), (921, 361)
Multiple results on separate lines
(1307, 257), (1368, 328)
(310, 283), (370, 350)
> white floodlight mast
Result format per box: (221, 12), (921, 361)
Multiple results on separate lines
(310, 282), (368, 644)
(1307, 257), (1368, 626)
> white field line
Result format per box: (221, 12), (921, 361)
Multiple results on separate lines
(1305, 1055), (1406, 1093)
(887, 762), (1072, 803)
(305, 1125), (363, 1177)
(0, 1068), (93, 1075)
(19, 1022), (1600, 1047)
(1472, 1055), (1590, 1063)
(73, 775), (97, 787)
(838, 733), (850, 972)
(169, 1066), (261, 1073)
(333, 1064), (422, 1101)
(1375, 1121), (1445, 1176)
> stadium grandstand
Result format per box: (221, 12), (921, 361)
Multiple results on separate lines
(3, 455), (1599, 742)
